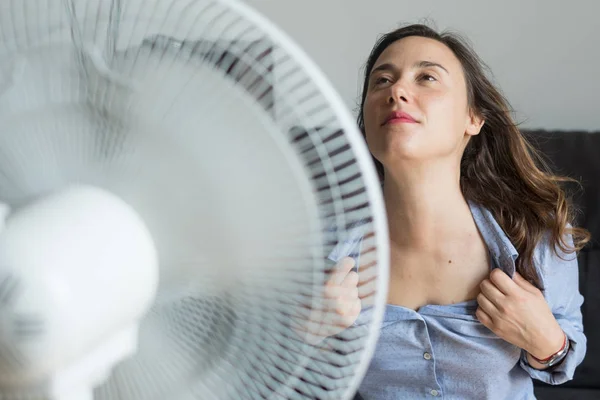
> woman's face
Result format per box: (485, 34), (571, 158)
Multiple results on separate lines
(363, 36), (483, 167)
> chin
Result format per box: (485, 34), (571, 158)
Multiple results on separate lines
(370, 131), (424, 162)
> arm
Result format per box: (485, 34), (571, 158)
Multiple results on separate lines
(518, 234), (587, 384)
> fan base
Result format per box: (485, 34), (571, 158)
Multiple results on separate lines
(50, 324), (138, 400)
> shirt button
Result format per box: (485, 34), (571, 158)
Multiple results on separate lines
(423, 352), (432, 360)
(430, 389), (439, 396)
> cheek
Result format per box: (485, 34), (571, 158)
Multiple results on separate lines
(362, 98), (378, 139)
(363, 95), (376, 121)
(425, 93), (465, 130)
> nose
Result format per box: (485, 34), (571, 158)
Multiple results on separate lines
(387, 82), (409, 105)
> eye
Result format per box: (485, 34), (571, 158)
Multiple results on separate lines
(374, 76), (392, 85)
(418, 74), (437, 82)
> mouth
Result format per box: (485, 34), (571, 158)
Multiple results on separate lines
(382, 111), (418, 125)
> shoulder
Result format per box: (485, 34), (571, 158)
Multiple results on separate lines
(533, 226), (578, 279)
(532, 226), (582, 311)
(469, 202), (579, 287)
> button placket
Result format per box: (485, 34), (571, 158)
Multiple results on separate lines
(420, 318), (441, 399)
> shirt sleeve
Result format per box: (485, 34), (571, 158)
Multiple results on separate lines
(519, 232), (587, 385)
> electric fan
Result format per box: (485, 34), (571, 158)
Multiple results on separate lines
(0, 0), (389, 399)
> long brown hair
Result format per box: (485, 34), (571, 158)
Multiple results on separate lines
(357, 24), (590, 289)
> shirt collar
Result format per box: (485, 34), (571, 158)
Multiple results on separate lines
(468, 201), (518, 277)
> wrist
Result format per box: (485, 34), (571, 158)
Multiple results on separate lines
(526, 330), (569, 369)
(529, 325), (565, 360)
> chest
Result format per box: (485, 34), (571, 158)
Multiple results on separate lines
(387, 242), (492, 310)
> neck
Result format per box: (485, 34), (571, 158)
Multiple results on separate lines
(383, 161), (473, 251)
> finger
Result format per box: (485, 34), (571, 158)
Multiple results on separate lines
(329, 257), (356, 286)
(333, 286), (359, 304)
(336, 294), (360, 316)
(513, 272), (538, 294)
(345, 286), (359, 301)
(341, 270), (359, 288)
(349, 298), (362, 319)
(475, 307), (493, 327)
(325, 284), (358, 303)
(337, 298), (362, 327)
(352, 297), (362, 315)
(489, 268), (517, 295)
(476, 292), (498, 317)
(480, 278), (505, 308)
(324, 284), (341, 300)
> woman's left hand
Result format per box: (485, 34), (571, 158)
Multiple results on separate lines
(476, 269), (565, 361)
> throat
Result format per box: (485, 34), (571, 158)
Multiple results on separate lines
(383, 174), (471, 248)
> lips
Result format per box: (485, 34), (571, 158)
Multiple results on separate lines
(383, 111), (418, 125)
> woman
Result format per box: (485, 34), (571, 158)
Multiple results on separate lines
(325, 24), (590, 399)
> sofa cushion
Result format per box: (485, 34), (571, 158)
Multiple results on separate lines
(534, 385), (600, 400)
(525, 130), (600, 393)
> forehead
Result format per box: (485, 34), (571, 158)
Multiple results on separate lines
(373, 36), (463, 75)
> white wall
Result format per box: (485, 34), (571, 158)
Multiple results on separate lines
(244, 0), (600, 131)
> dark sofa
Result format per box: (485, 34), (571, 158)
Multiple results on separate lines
(525, 129), (600, 399)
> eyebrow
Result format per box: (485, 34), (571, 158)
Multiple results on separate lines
(370, 60), (449, 76)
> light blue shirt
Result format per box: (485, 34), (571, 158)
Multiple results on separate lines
(328, 202), (586, 400)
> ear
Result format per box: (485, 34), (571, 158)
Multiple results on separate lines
(465, 109), (485, 137)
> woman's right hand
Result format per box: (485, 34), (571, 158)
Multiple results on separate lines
(297, 257), (362, 343)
